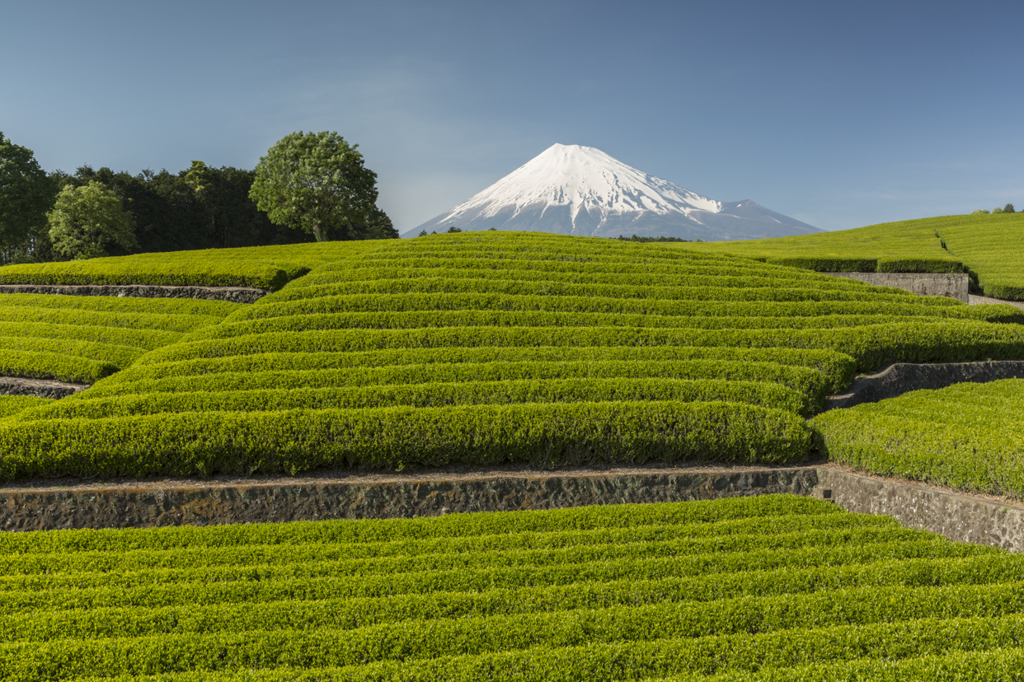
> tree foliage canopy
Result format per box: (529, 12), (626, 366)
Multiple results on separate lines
(0, 132), (56, 260)
(47, 181), (138, 260)
(249, 131), (379, 242)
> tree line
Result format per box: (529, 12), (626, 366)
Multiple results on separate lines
(0, 131), (397, 264)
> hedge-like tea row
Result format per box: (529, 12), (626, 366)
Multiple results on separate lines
(0, 293), (239, 316)
(194, 310), (973, 341)
(811, 378), (1024, 499)
(0, 306), (225, 333)
(270, 276), (929, 305)
(106, 346), (857, 389)
(0, 294), (242, 383)
(0, 496), (1021, 681)
(230, 292), (980, 322)
(74, 360), (833, 407)
(0, 348), (117, 383)
(131, 320), (1024, 374)
(13, 378), (810, 421)
(0, 401), (811, 480)
(0, 396), (49, 419)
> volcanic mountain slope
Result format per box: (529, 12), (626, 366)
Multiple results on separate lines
(406, 144), (820, 240)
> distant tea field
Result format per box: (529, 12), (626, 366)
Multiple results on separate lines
(678, 212), (1024, 301)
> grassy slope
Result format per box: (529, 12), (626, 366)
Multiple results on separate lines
(672, 216), (961, 272)
(676, 212), (1024, 300)
(937, 212), (1024, 299)
(2, 496), (1024, 681)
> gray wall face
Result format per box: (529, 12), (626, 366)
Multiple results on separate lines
(824, 272), (969, 302)
(813, 468), (1024, 553)
(4, 466), (1024, 556)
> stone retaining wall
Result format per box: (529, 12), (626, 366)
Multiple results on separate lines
(823, 361), (1024, 411)
(824, 272), (969, 302)
(0, 466), (821, 531)
(0, 284), (268, 303)
(5, 465), (1024, 555)
(813, 467), (1024, 553)
(0, 377), (87, 399)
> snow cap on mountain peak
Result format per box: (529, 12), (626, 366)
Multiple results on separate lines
(406, 144), (819, 240)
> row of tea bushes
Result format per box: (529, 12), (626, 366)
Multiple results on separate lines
(0, 401), (812, 480)
(812, 378), (1024, 499)
(0, 241), (377, 291)
(0, 295), (241, 383)
(0, 496), (1022, 681)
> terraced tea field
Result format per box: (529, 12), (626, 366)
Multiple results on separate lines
(1, 231), (1023, 480)
(0, 229), (1022, 680)
(1, 496), (1023, 681)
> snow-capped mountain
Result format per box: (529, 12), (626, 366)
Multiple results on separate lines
(404, 144), (819, 240)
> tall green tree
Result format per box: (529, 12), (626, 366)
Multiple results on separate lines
(47, 181), (138, 259)
(249, 131), (378, 241)
(352, 205), (398, 240)
(0, 132), (56, 262)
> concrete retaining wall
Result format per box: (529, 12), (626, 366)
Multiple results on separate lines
(824, 272), (969, 302)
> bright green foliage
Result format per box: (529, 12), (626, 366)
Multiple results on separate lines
(0, 294), (241, 382)
(47, 181), (138, 260)
(2, 230), (1024, 479)
(0, 395), (48, 419)
(0, 496), (1022, 680)
(680, 212), (1024, 302)
(250, 131), (379, 242)
(812, 378), (1024, 499)
(0, 401), (812, 479)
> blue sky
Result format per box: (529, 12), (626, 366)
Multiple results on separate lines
(3, 1), (1023, 233)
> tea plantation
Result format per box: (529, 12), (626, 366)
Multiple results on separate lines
(1, 230), (1023, 480)
(2, 229), (1024, 680)
(1, 496), (1024, 680)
